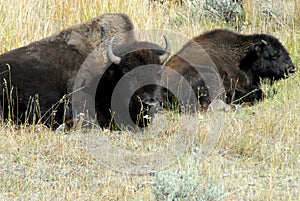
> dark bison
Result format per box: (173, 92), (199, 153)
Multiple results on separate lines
(92, 36), (170, 129)
(163, 29), (296, 110)
(0, 13), (135, 127)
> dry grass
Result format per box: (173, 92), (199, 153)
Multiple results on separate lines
(0, 0), (299, 200)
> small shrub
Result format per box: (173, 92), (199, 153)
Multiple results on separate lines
(202, 0), (244, 24)
(152, 168), (200, 200)
(152, 167), (225, 200)
(197, 180), (225, 201)
(185, 0), (245, 24)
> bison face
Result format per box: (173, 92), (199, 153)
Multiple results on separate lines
(103, 37), (170, 128)
(252, 38), (296, 82)
(129, 84), (163, 127)
(116, 66), (164, 127)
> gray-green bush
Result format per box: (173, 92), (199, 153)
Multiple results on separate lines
(152, 167), (225, 200)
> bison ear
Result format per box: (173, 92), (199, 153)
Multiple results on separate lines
(254, 40), (268, 54)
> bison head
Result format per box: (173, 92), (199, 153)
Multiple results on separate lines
(95, 36), (170, 128)
(243, 35), (296, 84)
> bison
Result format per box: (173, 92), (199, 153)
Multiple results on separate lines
(163, 29), (296, 110)
(91, 36), (171, 129)
(0, 13), (135, 128)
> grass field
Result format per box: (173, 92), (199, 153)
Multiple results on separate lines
(0, 0), (299, 200)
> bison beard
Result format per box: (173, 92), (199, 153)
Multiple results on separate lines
(163, 29), (296, 110)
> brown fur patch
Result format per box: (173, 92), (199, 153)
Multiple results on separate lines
(0, 13), (135, 126)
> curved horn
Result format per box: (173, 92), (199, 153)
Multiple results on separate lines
(261, 39), (268, 46)
(159, 35), (171, 64)
(107, 37), (121, 65)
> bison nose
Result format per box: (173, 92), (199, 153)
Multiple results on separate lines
(144, 98), (160, 107)
(284, 64), (296, 78)
(288, 65), (296, 74)
(144, 99), (162, 114)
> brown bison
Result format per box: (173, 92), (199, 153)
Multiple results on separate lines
(163, 29), (296, 110)
(0, 13), (135, 127)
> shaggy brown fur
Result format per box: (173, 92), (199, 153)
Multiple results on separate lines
(163, 29), (295, 110)
(0, 13), (135, 127)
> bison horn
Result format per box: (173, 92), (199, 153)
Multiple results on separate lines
(159, 35), (171, 64)
(261, 40), (268, 46)
(107, 37), (121, 65)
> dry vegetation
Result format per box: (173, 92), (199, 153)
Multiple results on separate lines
(0, 0), (299, 200)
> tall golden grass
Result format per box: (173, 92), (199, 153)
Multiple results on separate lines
(0, 0), (299, 200)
